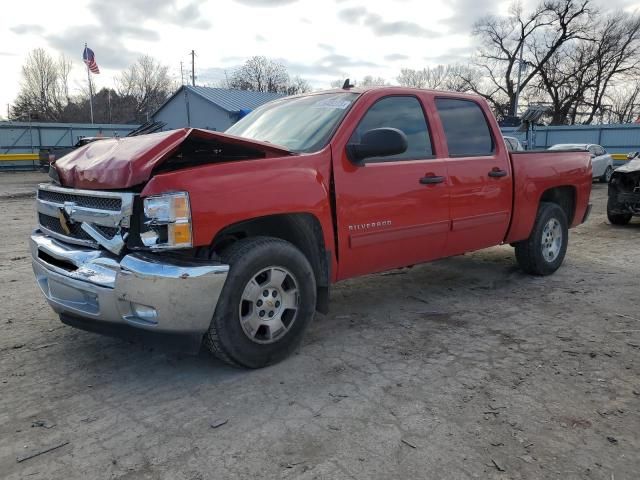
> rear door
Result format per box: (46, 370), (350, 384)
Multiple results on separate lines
(433, 97), (513, 256)
(332, 94), (450, 280)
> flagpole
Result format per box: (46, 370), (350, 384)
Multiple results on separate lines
(85, 43), (94, 124)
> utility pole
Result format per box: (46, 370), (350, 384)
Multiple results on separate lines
(513, 41), (524, 118)
(190, 50), (196, 86)
(180, 61), (185, 85)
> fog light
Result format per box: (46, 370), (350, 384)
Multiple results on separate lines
(131, 303), (158, 323)
(140, 230), (159, 247)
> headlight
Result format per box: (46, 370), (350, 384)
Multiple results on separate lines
(141, 192), (192, 249)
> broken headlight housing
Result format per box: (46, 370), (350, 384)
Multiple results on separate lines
(140, 192), (192, 249)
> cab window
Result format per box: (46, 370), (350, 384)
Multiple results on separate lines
(436, 98), (495, 157)
(350, 96), (433, 162)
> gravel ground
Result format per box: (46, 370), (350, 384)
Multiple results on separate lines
(0, 172), (638, 480)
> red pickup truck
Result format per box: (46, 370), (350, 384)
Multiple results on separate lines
(31, 87), (592, 368)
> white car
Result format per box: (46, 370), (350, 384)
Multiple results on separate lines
(504, 136), (525, 152)
(548, 143), (614, 183)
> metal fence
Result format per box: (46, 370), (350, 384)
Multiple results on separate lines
(501, 123), (640, 154)
(0, 121), (139, 154)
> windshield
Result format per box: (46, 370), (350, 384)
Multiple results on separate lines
(226, 92), (359, 153)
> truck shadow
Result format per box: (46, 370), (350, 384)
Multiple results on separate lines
(58, 247), (524, 380)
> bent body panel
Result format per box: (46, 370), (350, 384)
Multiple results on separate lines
(141, 149), (338, 280)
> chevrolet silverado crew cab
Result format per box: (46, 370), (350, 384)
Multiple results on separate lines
(31, 87), (592, 368)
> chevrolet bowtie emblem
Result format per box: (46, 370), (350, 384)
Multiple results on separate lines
(63, 201), (76, 217)
(57, 201), (76, 235)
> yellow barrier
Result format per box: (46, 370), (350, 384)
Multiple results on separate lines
(612, 153), (627, 161)
(0, 153), (39, 162)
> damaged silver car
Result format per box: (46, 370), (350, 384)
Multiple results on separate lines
(607, 155), (640, 225)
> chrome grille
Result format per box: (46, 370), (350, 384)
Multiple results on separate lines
(38, 213), (120, 241)
(36, 184), (134, 252)
(38, 189), (122, 211)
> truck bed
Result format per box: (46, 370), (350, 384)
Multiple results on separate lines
(505, 150), (592, 243)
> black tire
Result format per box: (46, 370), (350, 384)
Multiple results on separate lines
(514, 202), (568, 276)
(600, 166), (613, 183)
(204, 236), (317, 368)
(607, 209), (632, 225)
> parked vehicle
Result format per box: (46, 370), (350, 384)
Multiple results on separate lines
(548, 143), (614, 182)
(30, 87), (592, 368)
(504, 136), (524, 152)
(607, 155), (640, 225)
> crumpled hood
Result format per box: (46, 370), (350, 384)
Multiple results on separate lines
(616, 157), (640, 174)
(54, 128), (292, 190)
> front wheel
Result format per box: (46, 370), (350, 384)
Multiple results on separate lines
(204, 236), (317, 368)
(600, 166), (613, 183)
(514, 202), (568, 276)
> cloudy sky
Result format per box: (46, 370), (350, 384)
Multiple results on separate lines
(1, 0), (639, 119)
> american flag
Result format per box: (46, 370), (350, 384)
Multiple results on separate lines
(83, 46), (100, 74)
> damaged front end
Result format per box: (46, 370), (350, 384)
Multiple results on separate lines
(52, 128), (292, 190)
(607, 159), (640, 224)
(30, 128), (292, 349)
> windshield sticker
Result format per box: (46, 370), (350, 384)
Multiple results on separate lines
(312, 97), (352, 109)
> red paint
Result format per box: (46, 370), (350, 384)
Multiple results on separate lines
(56, 87), (592, 283)
(504, 151), (592, 243)
(54, 128), (290, 190)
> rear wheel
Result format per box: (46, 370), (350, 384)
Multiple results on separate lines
(514, 202), (568, 276)
(204, 236), (316, 368)
(600, 166), (613, 183)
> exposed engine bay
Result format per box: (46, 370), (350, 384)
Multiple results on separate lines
(607, 158), (640, 223)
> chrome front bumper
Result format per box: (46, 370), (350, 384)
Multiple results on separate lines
(30, 230), (229, 336)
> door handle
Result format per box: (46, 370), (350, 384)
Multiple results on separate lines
(488, 169), (507, 178)
(419, 175), (445, 185)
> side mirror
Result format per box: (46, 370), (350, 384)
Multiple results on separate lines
(347, 128), (408, 164)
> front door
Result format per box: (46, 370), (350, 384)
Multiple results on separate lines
(433, 97), (513, 256)
(332, 94), (450, 280)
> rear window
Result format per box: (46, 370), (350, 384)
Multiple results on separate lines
(436, 98), (494, 157)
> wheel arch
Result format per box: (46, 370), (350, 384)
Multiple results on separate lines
(205, 213), (331, 314)
(539, 186), (576, 225)
(506, 184), (577, 244)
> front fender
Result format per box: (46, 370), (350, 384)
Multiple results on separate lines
(141, 150), (335, 251)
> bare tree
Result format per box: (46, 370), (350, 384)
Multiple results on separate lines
(582, 12), (640, 123)
(533, 40), (595, 124)
(604, 82), (640, 123)
(396, 68), (427, 88)
(117, 55), (174, 120)
(228, 57), (311, 95)
(229, 56), (288, 93)
(397, 65), (478, 91)
(58, 54), (72, 105)
(284, 76), (312, 95)
(329, 76), (388, 88)
(359, 75), (388, 87)
(397, 66), (448, 89)
(11, 48), (70, 121)
(532, 10), (640, 124)
(471, 0), (592, 117)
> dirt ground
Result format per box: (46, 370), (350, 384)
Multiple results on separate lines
(0, 171), (638, 480)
